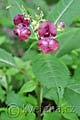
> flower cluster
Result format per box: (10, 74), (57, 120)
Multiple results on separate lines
(13, 14), (59, 54)
(38, 21), (59, 54)
(13, 14), (31, 41)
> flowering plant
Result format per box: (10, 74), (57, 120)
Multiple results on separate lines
(0, 0), (80, 120)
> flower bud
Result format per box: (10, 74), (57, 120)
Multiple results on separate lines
(59, 21), (65, 28)
(57, 21), (66, 31)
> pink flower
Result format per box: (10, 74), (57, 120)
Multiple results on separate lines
(38, 37), (59, 54)
(38, 21), (57, 37)
(13, 14), (31, 41)
(13, 23), (31, 41)
(13, 14), (30, 26)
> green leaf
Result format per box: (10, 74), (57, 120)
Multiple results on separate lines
(64, 83), (80, 116)
(0, 87), (5, 102)
(47, 0), (80, 25)
(0, 75), (8, 89)
(60, 54), (73, 66)
(0, 48), (16, 67)
(23, 113), (36, 120)
(0, 36), (6, 45)
(43, 112), (61, 120)
(6, 91), (27, 107)
(19, 80), (37, 94)
(26, 95), (37, 106)
(32, 54), (70, 89)
(8, 0), (44, 21)
(55, 28), (80, 57)
(6, 67), (19, 76)
(44, 87), (60, 104)
(74, 65), (80, 81)
(22, 50), (38, 61)
(0, 111), (25, 120)
(14, 57), (24, 69)
(62, 113), (79, 120)
(8, 0), (23, 20)
(25, 0), (48, 15)
(0, 16), (12, 26)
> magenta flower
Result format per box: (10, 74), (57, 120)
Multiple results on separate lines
(38, 21), (57, 37)
(13, 14), (31, 41)
(13, 14), (30, 26)
(38, 21), (59, 54)
(13, 23), (31, 41)
(38, 37), (59, 54)
(13, 14), (24, 25)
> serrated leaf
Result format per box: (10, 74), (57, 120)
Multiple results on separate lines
(0, 48), (16, 67)
(19, 80), (37, 94)
(47, 0), (80, 25)
(32, 54), (70, 89)
(55, 28), (80, 57)
(64, 83), (80, 116)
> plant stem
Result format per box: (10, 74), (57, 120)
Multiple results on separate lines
(37, 82), (43, 120)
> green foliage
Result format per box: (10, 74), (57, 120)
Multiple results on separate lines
(55, 28), (80, 56)
(32, 54), (70, 88)
(62, 113), (79, 120)
(0, 111), (36, 120)
(6, 91), (27, 107)
(64, 82), (80, 116)
(0, 87), (5, 102)
(47, 0), (80, 25)
(23, 113), (36, 120)
(19, 80), (37, 94)
(25, 0), (49, 15)
(0, 74), (8, 89)
(43, 112), (61, 120)
(74, 65), (80, 81)
(0, 36), (6, 45)
(44, 87), (59, 104)
(23, 50), (38, 61)
(0, 48), (16, 67)
(0, 0), (80, 119)
(8, 0), (23, 20)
